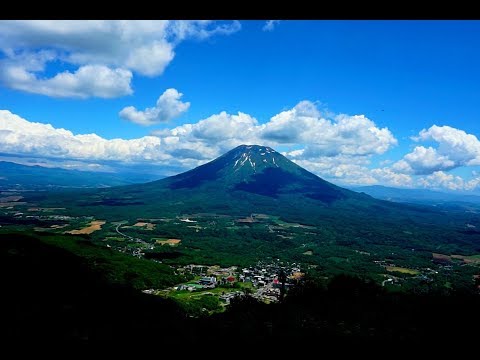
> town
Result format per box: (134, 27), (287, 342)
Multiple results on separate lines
(146, 260), (304, 306)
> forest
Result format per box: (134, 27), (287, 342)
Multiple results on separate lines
(2, 230), (479, 347)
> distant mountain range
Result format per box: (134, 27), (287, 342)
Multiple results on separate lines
(353, 185), (480, 205)
(0, 161), (160, 190)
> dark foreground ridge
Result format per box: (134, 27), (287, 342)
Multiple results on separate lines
(2, 232), (479, 347)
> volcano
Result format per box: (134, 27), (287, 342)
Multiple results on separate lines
(163, 144), (358, 202)
(56, 144), (382, 220)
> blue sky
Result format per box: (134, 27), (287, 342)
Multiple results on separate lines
(1, 20), (480, 191)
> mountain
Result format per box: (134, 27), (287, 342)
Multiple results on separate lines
(163, 144), (357, 202)
(0, 161), (160, 190)
(354, 185), (480, 205)
(60, 144), (379, 218)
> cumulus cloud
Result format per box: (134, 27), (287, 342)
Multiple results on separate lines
(119, 88), (190, 125)
(292, 158), (378, 185)
(288, 157), (413, 187)
(149, 100), (396, 169)
(261, 101), (397, 157)
(262, 20), (280, 32)
(0, 20), (240, 98)
(0, 110), (165, 162)
(392, 146), (455, 175)
(394, 125), (480, 175)
(370, 168), (413, 187)
(0, 109), (259, 172)
(0, 60), (133, 98)
(151, 110), (261, 159)
(418, 171), (480, 191)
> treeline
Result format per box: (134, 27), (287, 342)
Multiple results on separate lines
(195, 274), (480, 346)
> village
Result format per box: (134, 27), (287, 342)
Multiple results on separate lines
(148, 260), (305, 305)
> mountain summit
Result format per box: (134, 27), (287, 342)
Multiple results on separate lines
(221, 144), (293, 175)
(162, 144), (355, 202)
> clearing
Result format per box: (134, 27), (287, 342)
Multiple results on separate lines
(385, 266), (419, 275)
(433, 252), (480, 264)
(155, 238), (182, 246)
(66, 220), (106, 235)
(133, 222), (155, 230)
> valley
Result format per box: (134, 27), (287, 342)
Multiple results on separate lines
(2, 144), (480, 345)
(2, 186), (479, 305)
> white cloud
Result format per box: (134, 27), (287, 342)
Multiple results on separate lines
(0, 60), (133, 98)
(292, 158), (378, 185)
(0, 110), (165, 162)
(151, 110), (262, 159)
(119, 88), (190, 125)
(370, 168), (413, 187)
(288, 156), (413, 188)
(392, 146), (455, 175)
(394, 125), (480, 175)
(262, 20), (280, 32)
(149, 100), (397, 172)
(170, 20), (241, 41)
(418, 171), (480, 191)
(261, 101), (397, 158)
(0, 20), (240, 98)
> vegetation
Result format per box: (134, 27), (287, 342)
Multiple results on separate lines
(2, 232), (478, 346)
(0, 230), (184, 290)
(2, 145), (480, 345)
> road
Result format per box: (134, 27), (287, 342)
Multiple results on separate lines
(115, 223), (133, 240)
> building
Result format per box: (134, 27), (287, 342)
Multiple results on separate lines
(198, 276), (217, 288)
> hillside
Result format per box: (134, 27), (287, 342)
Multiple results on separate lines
(0, 161), (160, 190)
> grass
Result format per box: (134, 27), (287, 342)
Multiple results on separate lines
(168, 285), (245, 300)
(386, 266), (419, 275)
(105, 237), (125, 241)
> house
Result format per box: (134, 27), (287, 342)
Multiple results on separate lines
(198, 276), (217, 287)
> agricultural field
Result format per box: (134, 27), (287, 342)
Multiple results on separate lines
(66, 220), (106, 234)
